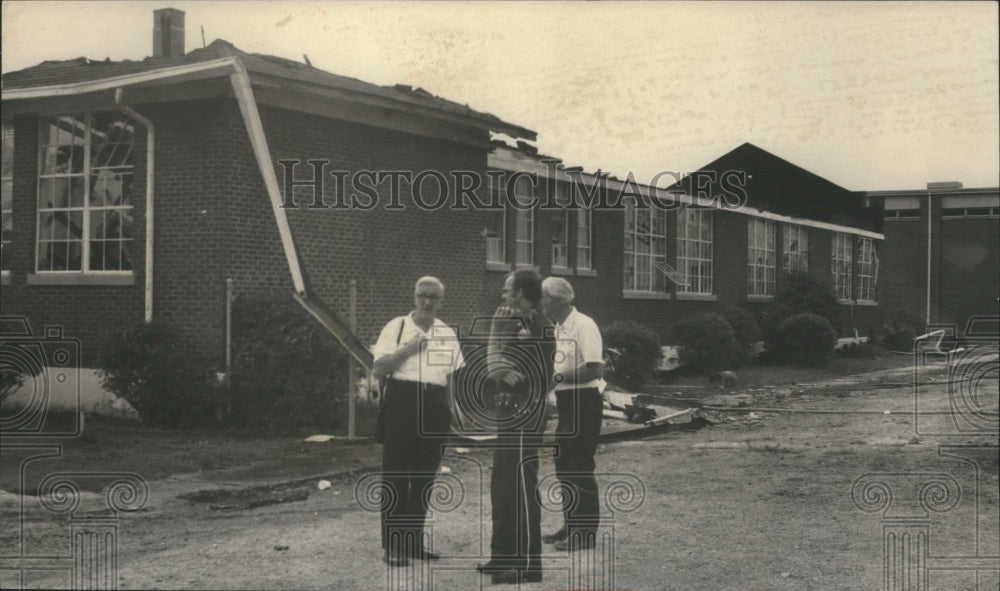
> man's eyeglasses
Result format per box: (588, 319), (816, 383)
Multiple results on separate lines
(416, 293), (442, 301)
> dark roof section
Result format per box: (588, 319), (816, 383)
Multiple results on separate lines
(2, 39), (535, 140)
(673, 142), (882, 232)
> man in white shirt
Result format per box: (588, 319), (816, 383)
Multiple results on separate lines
(371, 276), (465, 567)
(540, 277), (605, 552)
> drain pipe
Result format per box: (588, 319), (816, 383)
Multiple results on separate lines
(115, 88), (155, 323)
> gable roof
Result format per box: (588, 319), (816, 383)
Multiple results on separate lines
(674, 142), (881, 232)
(2, 39), (535, 141)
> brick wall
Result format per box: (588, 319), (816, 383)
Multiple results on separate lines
(1, 115), (146, 366)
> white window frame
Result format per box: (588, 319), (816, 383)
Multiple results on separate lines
(747, 218), (776, 297)
(624, 204), (668, 293)
(676, 206), (713, 294)
(855, 236), (877, 303)
(551, 209), (569, 269)
(832, 232), (853, 301)
(576, 207), (592, 271)
(35, 113), (136, 274)
(485, 206), (506, 265)
(514, 207), (534, 267)
(782, 223), (809, 272)
(2, 122), (13, 274)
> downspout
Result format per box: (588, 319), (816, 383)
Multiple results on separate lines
(925, 189), (932, 327)
(115, 88), (155, 323)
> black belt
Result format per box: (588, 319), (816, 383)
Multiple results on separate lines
(386, 378), (445, 392)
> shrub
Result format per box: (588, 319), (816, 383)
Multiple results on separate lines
(602, 321), (662, 390)
(97, 322), (221, 428)
(229, 294), (349, 434)
(836, 341), (885, 359)
(671, 313), (742, 375)
(880, 309), (926, 352)
(775, 313), (837, 367)
(721, 305), (761, 365)
(763, 270), (842, 350)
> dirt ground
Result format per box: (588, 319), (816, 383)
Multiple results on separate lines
(2, 357), (997, 590)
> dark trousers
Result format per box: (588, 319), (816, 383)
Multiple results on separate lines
(490, 430), (542, 570)
(380, 379), (450, 554)
(554, 388), (603, 537)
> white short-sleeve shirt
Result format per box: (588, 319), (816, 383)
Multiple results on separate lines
(372, 313), (465, 387)
(553, 307), (606, 392)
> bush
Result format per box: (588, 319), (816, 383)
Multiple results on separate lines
(836, 341), (885, 360)
(229, 294), (349, 434)
(671, 313), (742, 375)
(602, 321), (662, 390)
(763, 270), (842, 350)
(97, 322), (221, 428)
(775, 313), (838, 367)
(721, 305), (761, 365)
(880, 309), (926, 352)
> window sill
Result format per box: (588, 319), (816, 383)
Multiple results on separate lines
(854, 300), (878, 307)
(550, 266), (574, 276)
(675, 292), (717, 302)
(514, 264), (539, 272)
(486, 262), (512, 272)
(746, 295), (774, 303)
(836, 298), (853, 305)
(575, 268), (597, 277)
(26, 273), (135, 286)
(623, 290), (671, 300)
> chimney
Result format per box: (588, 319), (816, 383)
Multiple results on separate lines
(153, 8), (185, 58)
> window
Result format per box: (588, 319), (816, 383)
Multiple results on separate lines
(514, 208), (533, 266)
(485, 208), (505, 264)
(885, 208), (920, 220)
(551, 209), (569, 268)
(747, 218), (776, 297)
(856, 237), (877, 302)
(36, 114), (136, 272)
(676, 206), (712, 294)
(782, 224), (809, 272)
(576, 207), (592, 270)
(832, 232), (853, 301)
(2, 122), (13, 272)
(624, 204), (668, 292)
(942, 207), (999, 218)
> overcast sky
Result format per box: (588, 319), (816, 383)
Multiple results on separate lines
(3, 1), (998, 191)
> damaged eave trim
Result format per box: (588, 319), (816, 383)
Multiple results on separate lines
(248, 72), (536, 141)
(1, 58), (240, 100)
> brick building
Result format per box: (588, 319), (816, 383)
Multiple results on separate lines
(485, 142), (885, 342)
(0, 9), (534, 385)
(867, 182), (999, 335)
(2, 10), (889, 412)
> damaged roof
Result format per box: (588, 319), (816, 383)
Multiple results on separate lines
(2, 39), (535, 141)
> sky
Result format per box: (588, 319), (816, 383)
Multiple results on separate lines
(3, 1), (998, 191)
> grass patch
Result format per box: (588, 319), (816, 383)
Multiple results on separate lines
(0, 406), (378, 494)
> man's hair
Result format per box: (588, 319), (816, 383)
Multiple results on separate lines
(509, 269), (543, 306)
(414, 275), (445, 294)
(542, 277), (574, 303)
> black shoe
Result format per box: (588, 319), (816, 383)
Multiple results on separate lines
(409, 547), (441, 561)
(491, 569), (542, 584)
(541, 526), (567, 544)
(553, 534), (596, 552)
(476, 560), (506, 573)
(383, 552), (410, 567)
